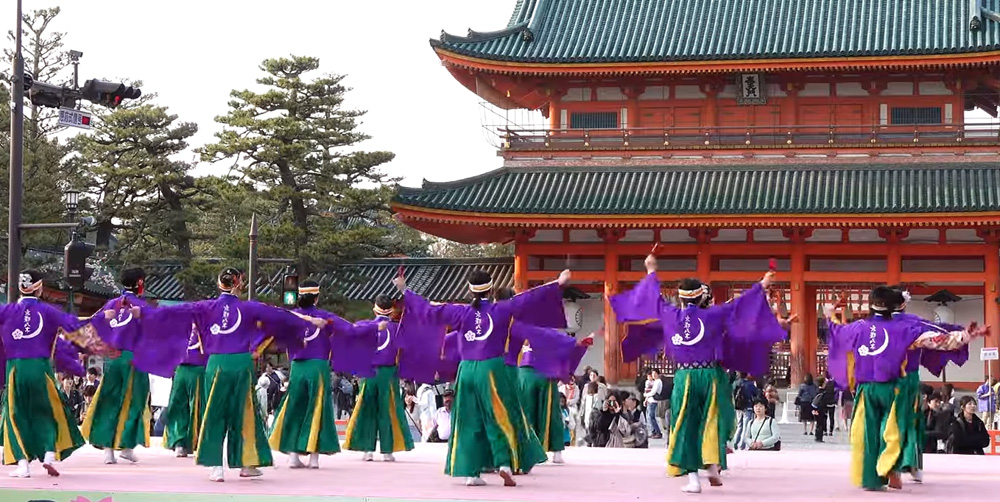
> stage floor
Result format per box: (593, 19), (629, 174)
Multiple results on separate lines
(1, 442), (997, 502)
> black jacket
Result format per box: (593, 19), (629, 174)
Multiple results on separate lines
(947, 413), (991, 455)
(923, 407), (952, 453)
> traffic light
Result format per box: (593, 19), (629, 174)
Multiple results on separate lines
(81, 79), (141, 108)
(64, 238), (95, 290)
(282, 274), (298, 306)
(28, 81), (75, 108)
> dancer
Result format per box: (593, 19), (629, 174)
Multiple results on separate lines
(0, 270), (115, 478)
(888, 287), (969, 484)
(395, 268), (573, 487)
(822, 286), (986, 491)
(140, 267), (328, 482)
(518, 325), (594, 464)
(610, 254), (787, 494)
(163, 323), (207, 458)
(343, 295), (414, 462)
(84, 268), (156, 464)
(270, 281), (381, 469)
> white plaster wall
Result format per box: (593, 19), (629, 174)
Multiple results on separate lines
(906, 298), (986, 383)
(572, 297), (606, 375)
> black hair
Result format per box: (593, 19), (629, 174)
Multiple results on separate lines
(494, 287), (515, 301)
(120, 267), (145, 291)
(678, 278), (706, 307)
(804, 373), (814, 385)
(869, 285), (905, 315)
(468, 270), (492, 309)
(218, 267), (245, 291)
(928, 391), (943, 403)
(298, 280), (320, 309)
(86, 367), (100, 376)
(374, 294), (394, 312)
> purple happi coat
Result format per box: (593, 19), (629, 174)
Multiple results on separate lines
(91, 292), (187, 377)
(515, 323), (578, 380)
(182, 324), (208, 367)
(436, 331), (461, 382)
(0, 298), (93, 386)
(827, 313), (968, 389)
(138, 294), (314, 377)
(291, 306), (378, 378)
(610, 273), (786, 377)
(399, 282), (567, 365)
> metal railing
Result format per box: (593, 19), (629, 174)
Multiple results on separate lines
(496, 122), (1000, 152)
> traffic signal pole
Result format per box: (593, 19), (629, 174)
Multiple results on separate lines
(7, 0), (25, 303)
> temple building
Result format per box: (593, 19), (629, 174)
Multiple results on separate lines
(393, 0), (1000, 389)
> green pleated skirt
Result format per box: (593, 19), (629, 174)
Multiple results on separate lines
(195, 353), (272, 468)
(2, 358), (85, 464)
(666, 366), (734, 477)
(343, 365), (414, 454)
(81, 350), (151, 450)
(163, 364), (205, 452)
(850, 380), (908, 490)
(445, 357), (547, 478)
(518, 366), (564, 453)
(897, 372), (923, 474)
(269, 359), (340, 455)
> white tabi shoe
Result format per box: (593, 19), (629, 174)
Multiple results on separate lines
(209, 466), (224, 482)
(103, 449), (117, 465)
(552, 451), (564, 464)
(362, 452), (374, 462)
(119, 449), (139, 463)
(308, 453), (320, 469)
(382, 453), (396, 462)
(465, 477), (487, 486)
(682, 472), (702, 493)
(8, 459), (30, 478)
(498, 466), (516, 487)
(910, 470), (923, 483)
(240, 466), (263, 478)
(175, 446), (188, 458)
(288, 453), (306, 469)
(42, 452), (59, 477)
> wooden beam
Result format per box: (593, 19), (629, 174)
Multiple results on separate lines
(518, 242), (989, 257)
(790, 240), (810, 387)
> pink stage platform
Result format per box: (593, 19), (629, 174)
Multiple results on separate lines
(1, 442), (998, 502)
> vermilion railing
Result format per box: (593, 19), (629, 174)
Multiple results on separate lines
(497, 122), (1000, 151)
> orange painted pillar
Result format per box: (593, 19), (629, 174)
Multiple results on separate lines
(789, 241), (809, 387)
(514, 245), (528, 292)
(548, 99), (559, 131)
(985, 241), (1000, 378)
(603, 250), (621, 383)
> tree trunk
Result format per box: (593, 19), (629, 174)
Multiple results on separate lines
(276, 160), (311, 277)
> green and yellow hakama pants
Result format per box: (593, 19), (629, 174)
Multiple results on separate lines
(195, 353), (272, 468)
(82, 350), (151, 451)
(163, 364), (205, 452)
(445, 357), (547, 478)
(2, 358), (85, 464)
(343, 365), (413, 454)
(850, 381), (908, 490)
(269, 359), (340, 455)
(518, 366), (564, 453)
(898, 372), (923, 474)
(666, 366), (734, 476)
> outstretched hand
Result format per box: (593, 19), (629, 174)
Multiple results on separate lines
(557, 269), (572, 286)
(969, 322), (990, 338)
(392, 275), (406, 293)
(778, 313), (799, 329)
(644, 254), (657, 274)
(760, 271), (776, 289)
(822, 304), (836, 319)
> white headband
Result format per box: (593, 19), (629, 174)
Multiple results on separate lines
(677, 285), (707, 300)
(469, 281), (493, 294)
(18, 274), (42, 294)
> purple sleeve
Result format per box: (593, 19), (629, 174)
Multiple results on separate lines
(919, 345), (970, 377)
(133, 307), (197, 378)
(331, 319), (377, 378)
(53, 338), (85, 377)
(436, 331), (461, 382)
(502, 282), (567, 329)
(402, 290), (465, 327)
(253, 302), (310, 351)
(516, 322), (577, 379)
(397, 318), (449, 384)
(826, 321), (857, 390)
(719, 284), (787, 377)
(621, 321), (666, 362)
(610, 273), (675, 323)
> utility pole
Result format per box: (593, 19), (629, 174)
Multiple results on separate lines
(8, 0), (25, 303)
(248, 214), (258, 300)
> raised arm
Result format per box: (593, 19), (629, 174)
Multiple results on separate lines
(910, 322), (987, 351)
(502, 270), (571, 328)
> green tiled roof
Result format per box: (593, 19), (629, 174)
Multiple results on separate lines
(395, 163), (1000, 215)
(434, 0), (1000, 64)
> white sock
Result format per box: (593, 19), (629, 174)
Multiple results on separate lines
(43, 452), (56, 464)
(688, 472), (700, 484)
(309, 453), (320, 467)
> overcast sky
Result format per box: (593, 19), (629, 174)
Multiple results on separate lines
(18, 0), (518, 187)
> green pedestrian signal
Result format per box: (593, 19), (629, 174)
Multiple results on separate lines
(283, 291), (297, 306)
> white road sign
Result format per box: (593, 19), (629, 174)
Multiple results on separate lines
(981, 347), (999, 361)
(58, 107), (92, 129)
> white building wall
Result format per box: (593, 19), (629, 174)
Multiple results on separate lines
(905, 298), (985, 384)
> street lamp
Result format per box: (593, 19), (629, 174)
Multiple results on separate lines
(63, 189), (80, 217)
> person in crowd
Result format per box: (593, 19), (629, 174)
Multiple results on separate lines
(733, 373), (758, 449)
(923, 392), (952, 454)
(642, 369), (664, 440)
(582, 381), (600, 447)
(590, 370), (608, 404)
(60, 377), (85, 426)
(425, 390), (454, 443)
(255, 371), (270, 424)
(947, 396), (991, 455)
(617, 395), (648, 449)
(797, 373), (818, 436)
(838, 387), (855, 433)
(976, 377), (997, 425)
(594, 393), (620, 448)
(416, 382), (439, 441)
(560, 394), (573, 448)
(811, 377), (836, 442)
(743, 400), (781, 451)
(940, 384), (957, 416)
(762, 381), (780, 419)
(559, 375), (580, 446)
(84, 367), (101, 390)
